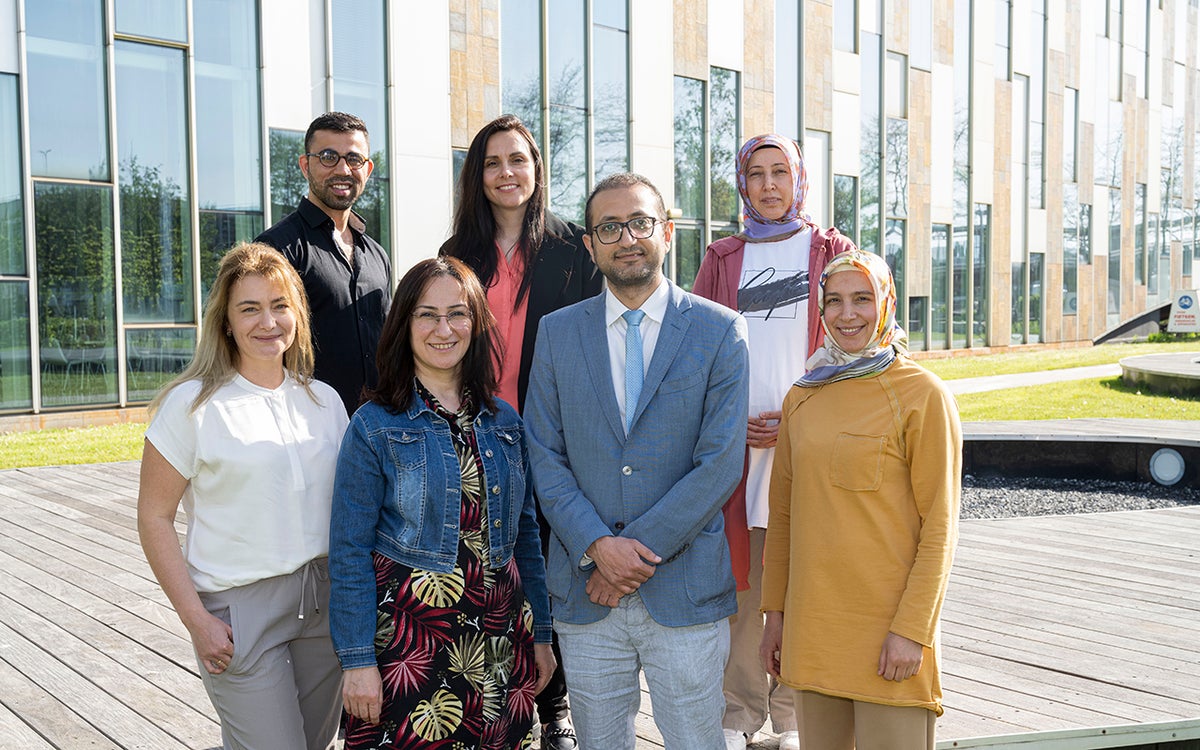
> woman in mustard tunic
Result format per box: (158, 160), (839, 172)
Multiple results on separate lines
(759, 249), (961, 750)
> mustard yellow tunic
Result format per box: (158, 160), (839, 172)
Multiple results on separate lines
(761, 357), (961, 715)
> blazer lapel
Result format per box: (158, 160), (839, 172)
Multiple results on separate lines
(578, 296), (627, 440)
(629, 283), (691, 429)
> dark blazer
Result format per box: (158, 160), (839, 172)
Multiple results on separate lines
(440, 212), (603, 413)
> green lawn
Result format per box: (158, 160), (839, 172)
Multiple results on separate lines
(3, 341), (1200, 469)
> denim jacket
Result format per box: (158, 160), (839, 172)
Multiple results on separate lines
(329, 392), (552, 670)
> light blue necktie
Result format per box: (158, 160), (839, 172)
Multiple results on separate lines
(623, 309), (645, 433)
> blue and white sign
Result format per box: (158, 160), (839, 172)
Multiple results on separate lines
(1169, 290), (1200, 332)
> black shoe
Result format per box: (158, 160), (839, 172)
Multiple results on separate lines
(541, 717), (578, 750)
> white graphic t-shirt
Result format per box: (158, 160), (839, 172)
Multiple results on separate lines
(738, 227), (812, 527)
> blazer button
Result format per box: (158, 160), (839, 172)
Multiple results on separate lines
(492, 485), (501, 495)
(493, 519), (502, 528)
(614, 521), (626, 530)
(621, 466), (632, 476)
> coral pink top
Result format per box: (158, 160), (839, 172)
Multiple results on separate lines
(486, 243), (529, 410)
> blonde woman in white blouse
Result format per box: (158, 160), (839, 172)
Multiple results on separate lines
(137, 242), (349, 750)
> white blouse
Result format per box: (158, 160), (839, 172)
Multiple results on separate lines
(146, 374), (349, 592)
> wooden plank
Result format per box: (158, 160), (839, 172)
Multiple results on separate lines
(0, 654), (123, 749)
(0, 701), (57, 749)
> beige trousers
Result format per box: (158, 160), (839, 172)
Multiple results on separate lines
(792, 689), (936, 750)
(723, 528), (797, 734)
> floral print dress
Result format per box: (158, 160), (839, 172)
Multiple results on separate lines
(344, 385), (537, 750)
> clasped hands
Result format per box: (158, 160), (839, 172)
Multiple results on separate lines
(585, 535), (661, 608)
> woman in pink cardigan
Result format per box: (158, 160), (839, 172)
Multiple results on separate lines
(692, 133), (854, 750)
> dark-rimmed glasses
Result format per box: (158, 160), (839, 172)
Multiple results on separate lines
(590, 216), (663, 245)
(305, 149), (370, 170)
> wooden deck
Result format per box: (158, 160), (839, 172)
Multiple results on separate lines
(1, 462), (1198, 750)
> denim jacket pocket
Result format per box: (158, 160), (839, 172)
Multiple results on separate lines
(385, 430), (428, 541)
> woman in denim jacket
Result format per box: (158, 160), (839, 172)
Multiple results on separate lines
(329, 256), (555, 749)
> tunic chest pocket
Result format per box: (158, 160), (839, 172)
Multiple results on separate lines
(386, 431), (428, 525)
(830, 432), (886, 492)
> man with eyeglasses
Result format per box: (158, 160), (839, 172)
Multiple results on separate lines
(256, 111), (391, 416)
(524, 172), (749, 750)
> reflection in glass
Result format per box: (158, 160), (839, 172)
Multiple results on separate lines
(932, 224), (950, 348)
(1063, 88), (1078, 182)
(953, 0), (970, 348)
(115, 0), (187, 42)
(1108, 187), (1121, 322)
(910, 0), (932, 71)
(994, 0), (1010, 79)
(1029, 3), (1045, 208)
(908, 296), (927, 351)
(885, 119), (908, 219)
(860, 32), (881, 255)
(593, 0), (627, 29)
(35, 183), (117, 408)
(973, 204), (990, 345)
(501, 0), (543, 147)
(26, 0), (109, 180)
(1063, 183), (1078, 315)
(333, 0), (390, 251)
(0, 281), (32, 410)
(199, 211), (263, 298)
(1147, 212), (1159, 300)
(673, 225), (703, 291)
(593, 23), (629, 181)
(834, 175), (858, 244)
(1029, 253), (1043, 343)
(952, 222), (968, 349)
(452, 148), (467, 214)
(116, 42), (194, 325)
(885, 219), (905, 327)
(548, 0), (587, 222)
(126, 328), (196, 402)
(0, 75), (24, 276)
(710, 68), (740, 225)
(1079, 203), (1092, 265)
(1134, 183), (1146, 285)
(834, 0), (857, 52)
(674, 77), (705, 221)
(270, 129), (308, 225)
(1011, 257), (1025, 343)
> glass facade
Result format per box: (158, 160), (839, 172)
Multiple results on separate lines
(3, 0), (1199, 417)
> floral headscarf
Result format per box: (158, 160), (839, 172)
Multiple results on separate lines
(736, 134), (813, 240)
(796, 249), (909, 387)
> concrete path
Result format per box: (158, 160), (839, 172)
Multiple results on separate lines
(945, 363), (1121, 394)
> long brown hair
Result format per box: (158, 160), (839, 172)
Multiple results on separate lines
(442, 114), (547, 306)
(370, 257), (498, 414)
(150, 242), (317, 414)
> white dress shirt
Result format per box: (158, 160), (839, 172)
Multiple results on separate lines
(604, 278), (670, 432)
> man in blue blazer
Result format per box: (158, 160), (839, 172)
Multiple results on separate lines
(525, 172), (750, 750)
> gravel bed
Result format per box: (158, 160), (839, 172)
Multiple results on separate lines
(961, 474), (1200, 519)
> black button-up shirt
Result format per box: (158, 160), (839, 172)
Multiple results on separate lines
(256, 197), (391, 415)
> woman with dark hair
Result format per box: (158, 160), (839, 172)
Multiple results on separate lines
(329, 256), (555, 749)
(441, 113), (600, 747)
(138, 242), (348, 750)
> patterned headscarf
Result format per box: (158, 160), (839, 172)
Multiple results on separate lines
(797, 249), (909, 387)
(736, 134), (813, 240)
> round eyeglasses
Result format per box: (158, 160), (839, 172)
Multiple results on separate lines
(411, 310), (472, 329)
(590, 216), (663, 245)
(305, 149), (370, 170)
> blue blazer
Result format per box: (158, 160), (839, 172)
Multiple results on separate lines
(525, 280), (749, 627)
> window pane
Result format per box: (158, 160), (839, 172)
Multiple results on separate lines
(593, 0), (627, 29)
(932, 223), (950, 348)
(834, 0), (857, 52)
(269, 129), (307, 225)
(0, 281), (32, 410)
(834, 174), (858, 243)
(1079, 202), (1092, 265)
(333, 0), (389, 251)
(885, 219), (905, 324)
(885, 53), (907, 118)
(776, 0), (800, 138)
(910, 0), (932, 71)
(673, 77), (705, 220)
(116, 42), (194, 324)
(501, 0), (543, 146)
(1011, 258), (1025, 343)
(885, 118), (908, 219)
(547, 0), (587, 221)
(860, 32), (881, 254)
(35, 183), (117, 408)
(1107, 187), (1121, 321)
(126, 327), (195, 402)
(1029, 252), (1043, 343)
(673, 224), (703, 291)
(973, 203), (990, 345)
(26, 0), (110, 180)
(594, 24), (629, 180)
(115, 0), (187, 42)
(198, 211), (263, 298)
(1063, 183), (1078, 315)
(1135, 183), (1146, 285)
(908, 296), (927, 350)
(710, 68), (740, 225)
(1063, 87), (1077, 182)
(0, 74), (24, 276)
(994, 0), (1011, 79)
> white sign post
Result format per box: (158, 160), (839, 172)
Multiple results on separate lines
(1167, 289), (1200, 332)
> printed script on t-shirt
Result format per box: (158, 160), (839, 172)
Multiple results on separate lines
(738, 266), (808, 320)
